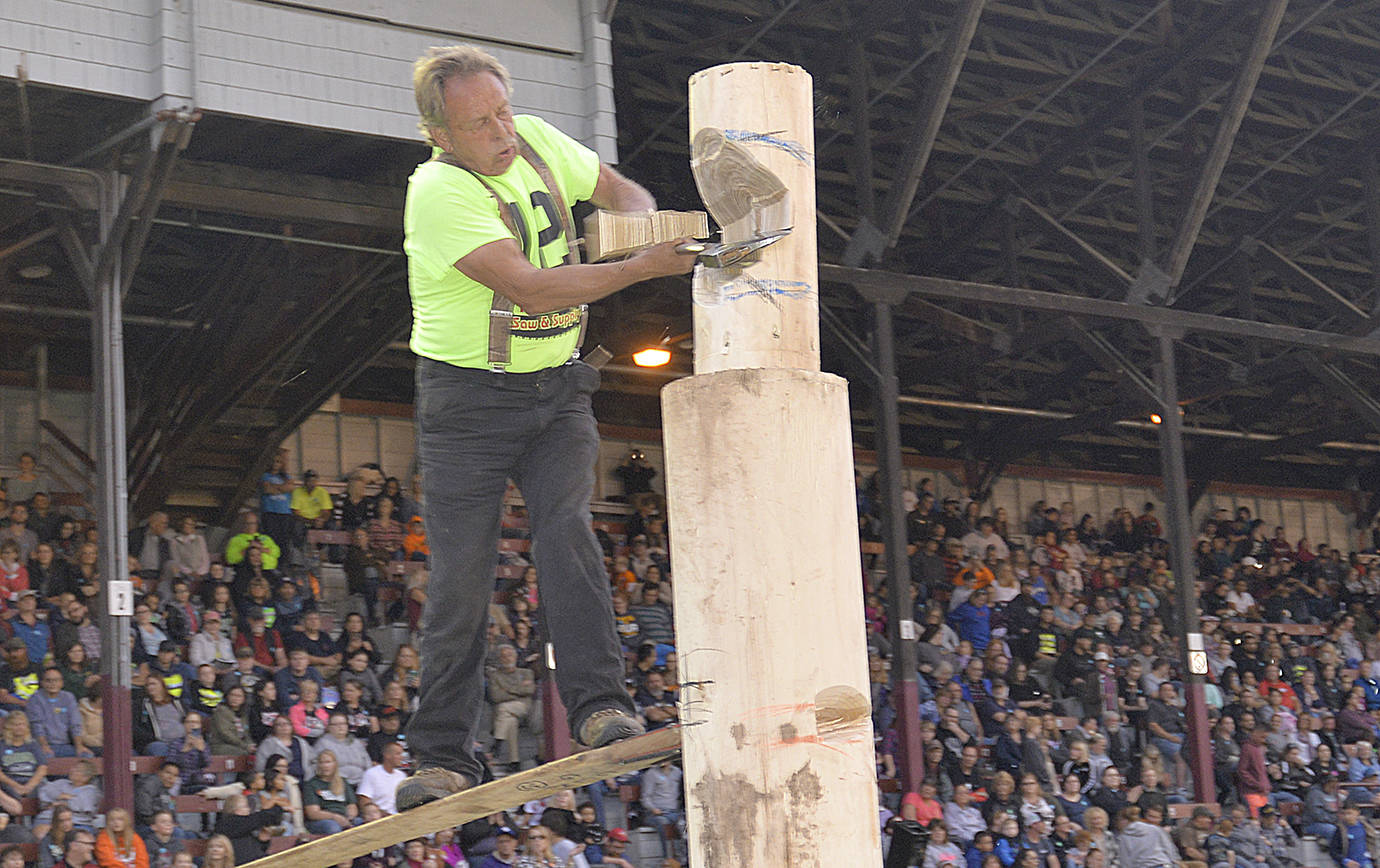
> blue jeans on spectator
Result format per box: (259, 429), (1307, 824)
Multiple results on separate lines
(406, 359), (632, 785)
(47, 744), (77, 758)
(146, 741), (171, 756)
(1303, 822), (1336, 840)
(644, 809), (684, 856)
(306, 819), (344, 835)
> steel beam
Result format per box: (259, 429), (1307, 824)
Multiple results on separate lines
(819, 264), (1380, 357)
(1018, 197), (1133, 288)
(1249, 240), (1372, 331)
(1366, 152), (1380, 312)
(1154, 334), (1214, 802)
(1163, 0), (1289, 287)
(1299, 357), (1380, 431)
(1061, 319), (1160, 407)
(878, 0), (986, 247)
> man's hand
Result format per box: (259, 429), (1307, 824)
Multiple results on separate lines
(628, 239), (698, 279)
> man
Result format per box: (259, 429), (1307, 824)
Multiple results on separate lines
(357, 740), (407, 815)
(188, 611), (234, 671)
(1020, 817), (1060, 868)
(272, 647), (324, 711)
(1118, 806), (1181, 868)
(1257, 805), (1299, 868)
(148, 641), (197, 707)
(943, 783), (986, 848)
(134, 762), (181, 829)
(284, 610), (341, 679)
(395, 43), (695, 809)
(1237, 726), (1271, 815)
(1176, 806), (1216, 868)
(486, 645), (536, 773)
(0, 636), (39, 712)
(224, 646), (271, 694)
(1146, 682), (1187, 791)
(224, 512), (283, 571)
(140, 810), (189, 868)
(35, 758), (101, 830)
(597, 827), (635, 868)
(126, 511), (173, 592)
(26, 666), (85, 757)
(10, 590), (49, 665)
(962, 518), (1009, 562)
(949, 587), (992, 653)
(26, 492), (62, 544)
(478, 827), (519, 868)
(640, 759), (683, 859)
(0, 504), (38, 563)
(291, 469), (334, 544)
(1228, 804), (1283, 868)
(1331, 799), (1372, 868)
(59, 829), (97, 868)
(259, 449), (296, 552)
(629, 583), (675, 647)
(52, 599), (99, 666)
(233, 609), (286, 671)
(634, 669), (678, 732)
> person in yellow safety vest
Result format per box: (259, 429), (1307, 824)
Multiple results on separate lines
(149, 641), (197, 706)
(0, 638), (39, 713)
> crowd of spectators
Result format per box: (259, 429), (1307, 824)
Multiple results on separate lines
(0, 450), (686, 868)
(863, 476), (1380, 868)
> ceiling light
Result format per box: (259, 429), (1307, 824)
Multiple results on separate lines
(1149, 413), (1162, 425)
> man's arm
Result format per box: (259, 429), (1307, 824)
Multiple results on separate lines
(587, 163), (657, 213)
(456, 237), (695, 316)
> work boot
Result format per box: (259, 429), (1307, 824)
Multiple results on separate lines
(577, 708), (645, 749)
(395, 767), (471, 811)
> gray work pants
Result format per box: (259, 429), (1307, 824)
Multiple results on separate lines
(406, 357), (631, 781)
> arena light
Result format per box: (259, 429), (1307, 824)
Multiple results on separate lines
(633, 346), (672, 367)
(1149, 413), (1163, 425)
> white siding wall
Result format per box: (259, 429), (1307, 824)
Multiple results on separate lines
(2, 0), (618, 159)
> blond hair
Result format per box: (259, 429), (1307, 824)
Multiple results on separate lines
(413, 45), (511, 144)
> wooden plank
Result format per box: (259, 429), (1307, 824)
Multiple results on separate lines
(241, 726), (682, 868)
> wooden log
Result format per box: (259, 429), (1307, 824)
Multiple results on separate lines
(687, 62), (820, 374)
(663, 369), (880, 866)
(583, 209), (709, 261)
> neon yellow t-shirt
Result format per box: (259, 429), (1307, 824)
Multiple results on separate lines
(404, 115), (600, 373)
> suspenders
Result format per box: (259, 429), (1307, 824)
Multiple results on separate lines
(435, 134), (588, 370)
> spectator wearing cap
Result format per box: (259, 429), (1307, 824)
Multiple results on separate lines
(1302, 772), (1342, 840)
(1258, 805), (1299, 868)
(290, 471), (333, 535)
(477, 826), (519, 868)
(232, 609), (286, 671)
(26, 666), (85, 758)
(596, 827), (634, 868)
(146, 642), (196, 709)
(188, 612), (233, 672)
(9, 589), (49, 665)
(366, 706), (407, 763)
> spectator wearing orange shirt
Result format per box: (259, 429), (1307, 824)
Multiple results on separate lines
(401, 518), (429, 562)
(94, 809), (148, 868)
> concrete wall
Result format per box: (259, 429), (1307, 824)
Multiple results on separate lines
(1, 0), (618, 159)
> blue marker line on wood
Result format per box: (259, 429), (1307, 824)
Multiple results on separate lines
(723, 129), (814, 165)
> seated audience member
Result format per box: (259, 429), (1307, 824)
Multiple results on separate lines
(486, 645), (535, 773)
(1331, 798), (1372, 868)
(338, 651), (385, 708)
(260, 759), (305, 837)
(134, 762), (181, 830)
(312, 712), (371, 787)
(36, 805), (75, 868)
(272, 648), (325, 712)
(0, 710), (45, 801)
(213, 794), (284, 865)
(255, 715), (310, 781)
(187, 664), (224, 718)
(223, 646), (271, 696)
(27, 665), (87, 757)
(170, 517), (210, 584)
(165, 711), (216, 792)
(94, 808), (147, 868)
(35, 759), (100, 834)
(57, 642), (99, 703)
(287, 678), (330, 741)
(357, 740), (408, 816)
(209, 684), (254, 756)
(200, 835), (234, 868)
(285, 610), (341, 680)
(139, 811), (190, 868)
(302, 749), (359, 835)
(133, 677), (185, 756)
(225, 512), (283, 572)
(629, 583), (675, 646)
(635, 670), (679, 732)
(188, 612), (234, 671)
(0, 636), (40, 713)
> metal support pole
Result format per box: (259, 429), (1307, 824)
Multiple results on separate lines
(871, 297), (923, 793)
(1154, 332), (1214, 802)
(93, 172), (134, 814)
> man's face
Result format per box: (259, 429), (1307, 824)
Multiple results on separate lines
(31, 493), (48, 512)
(383, 743), (404, 766)
(41, 670), (61, 695)
(646, 673), (664, 693)
(498, 646), (517, 669)
(494, 836), (517, 858)
(9, 505), (25, 525)
(289, 651), (308, 674)
(432, 72), (518, 177)
(6, 646), (28, 667)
